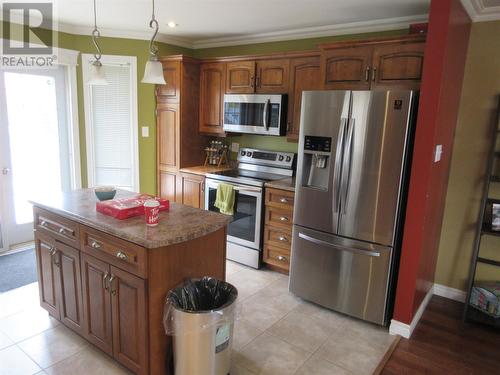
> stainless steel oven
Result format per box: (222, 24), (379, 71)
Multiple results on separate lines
(205, 178), (263, 267)
(223, 94), (287, 136)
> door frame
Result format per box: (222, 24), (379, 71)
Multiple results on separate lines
(81, 54), (139, 192)
(0, 43), (81, 252)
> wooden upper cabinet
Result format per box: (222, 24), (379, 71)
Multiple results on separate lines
(156, 60), (181, 103)
(321, 46), (373, 90)
(226, 61), (255, 93)
(199, 62), (226, 134)
(256, 59), (290, 93)
(157, 103), (179, 170)
(287, 56), (321, 139)
(371, 42), (425, 89)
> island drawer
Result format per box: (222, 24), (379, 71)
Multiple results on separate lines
(80, 225), (147, 279)
(265, 188), (295, 210)
(34, 207), (80, 248)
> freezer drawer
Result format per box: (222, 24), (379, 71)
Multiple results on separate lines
(289, 225), (392, 325)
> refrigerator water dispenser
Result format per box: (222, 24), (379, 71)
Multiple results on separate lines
(301, 136), (332, 190)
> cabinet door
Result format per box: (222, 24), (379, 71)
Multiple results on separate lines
(110, 266), (148, 375)
(179, 173), (205, 209)
(226, 61), (255, 93)
(157, 103), (180, 170)
(371, 42), (425, 89)
(287, 56), (321, 138)
(256, 59), (289, 93)
(56, 241), (84, 335)
(158, 170), (178, 202)
(320, 46), (372, 90)
(81, 253), (113, 355)
(35, 232), (60, 319)
(156, 60), (181, 103)
(199, 63), (226, 134)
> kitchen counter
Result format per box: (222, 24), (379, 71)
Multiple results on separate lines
(179, 164), (234, 176)
(30, 188), (230, 248)
(265, 177), (296, 192)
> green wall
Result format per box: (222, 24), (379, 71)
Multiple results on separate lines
(435, 21), (500, 291)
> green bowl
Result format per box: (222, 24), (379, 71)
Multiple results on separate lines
(94, 187), (117, 201)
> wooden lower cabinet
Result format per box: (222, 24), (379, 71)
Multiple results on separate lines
(178, 172), (205, 209)
(158, 170), (179, 203)
(35, 232), (60, 318)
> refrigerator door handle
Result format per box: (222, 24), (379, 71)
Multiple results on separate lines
(298, 232), (381, 257)
(340, 118), (355, 214)
(333, 118), (347, 213)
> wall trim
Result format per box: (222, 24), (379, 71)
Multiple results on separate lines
(460, 0), (500, 22)
(433, 283), (467, 302)
(389, 285), (434, 339)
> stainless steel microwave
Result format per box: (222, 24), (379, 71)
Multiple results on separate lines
(223, 94), (287, 136)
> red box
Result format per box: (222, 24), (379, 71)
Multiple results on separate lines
(96, 194), (170, 220)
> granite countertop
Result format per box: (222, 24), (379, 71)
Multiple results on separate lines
(265, 177), (296, 192)
(30, 189), (231, 249)
(179, 164), (234, 176)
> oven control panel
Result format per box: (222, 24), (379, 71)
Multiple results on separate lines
(238, 148), (295, 169)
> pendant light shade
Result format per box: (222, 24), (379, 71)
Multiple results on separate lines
(88, 0), (108, 85)
(142, 0), (166, 85)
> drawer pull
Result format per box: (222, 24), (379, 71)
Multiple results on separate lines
(40, 220), (48, 227)
(279, 197), (289, 203)
(116, 251), (128, 261)
(58, 227), (66, 235)
(90, 240), (102, 249)
(277, 255), (288, 262)
(278, 236), (287, 242)
(279, 216), (289, 222)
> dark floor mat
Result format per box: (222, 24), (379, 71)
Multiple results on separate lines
(0, 248), (37, 293)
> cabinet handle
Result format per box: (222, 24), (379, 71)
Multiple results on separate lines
(279, 216), (289, 222)
(58, 227), (66, 235)
(90, 240), (101, 249)
(365, 66), (370, 82)
(116, 251), (128, 261)
(40, 220), (48, 228)
(278, 236), (287, 242)
(255, 75), (260, 88)
(109, 274), (117, 296)
(250, 76), (255, 88)
(102, 272), (109, 291)
(287, 122), (291, 132)
(277, 255), (288, 262)
(50, 247), (60, 267)
(371, 67), (377, 82)
(279, 197), (288, 203)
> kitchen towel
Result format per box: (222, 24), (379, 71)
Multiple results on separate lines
(214, 183), (235, 215)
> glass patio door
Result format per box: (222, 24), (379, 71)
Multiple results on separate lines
(0, 67), (73, 251)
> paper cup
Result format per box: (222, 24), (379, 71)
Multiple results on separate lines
(144, 199), (160, 226)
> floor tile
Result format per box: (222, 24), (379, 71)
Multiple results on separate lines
(0, 330), (13, 350)
(235, 333), (310, 375)
(0, 307), (59, 343)
(0, 282), (40, 319)
(44, 346), (131, 375)
(0, 345), (41, 375)
(295, 352), (354, 375)
(18, 325), (88, 369)
(232, 319), (263, 350)
(267, 309), (332, 353)
(227, 270), (269, 301)
(292, 300), (350, 330)
(230, 360), (257, 375)
(226, 260), (248, 276)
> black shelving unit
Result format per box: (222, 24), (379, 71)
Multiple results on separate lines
(463, 96), (500, 327)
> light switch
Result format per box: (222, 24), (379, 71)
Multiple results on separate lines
(434, 144), (443, 162)
(141, 126), (149, 138)
(231, 142), (240, 152)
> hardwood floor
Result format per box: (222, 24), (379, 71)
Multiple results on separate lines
(382, 296), (500, 374)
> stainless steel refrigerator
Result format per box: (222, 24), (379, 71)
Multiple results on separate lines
(289, 90), (418, 325)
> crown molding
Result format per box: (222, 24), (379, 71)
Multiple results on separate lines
(461, 0), (500, 22)
(190, 14), (428, 49)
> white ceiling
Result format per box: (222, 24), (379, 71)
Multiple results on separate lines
(50, 0), (430, 48)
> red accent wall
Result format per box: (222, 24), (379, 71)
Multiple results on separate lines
(393, 0), (471, 324)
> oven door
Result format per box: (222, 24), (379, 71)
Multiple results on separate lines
(205, 178), (263, 250)
(223, 94), (286, 136)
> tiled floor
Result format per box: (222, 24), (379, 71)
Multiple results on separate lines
(0, 261), (395, 375)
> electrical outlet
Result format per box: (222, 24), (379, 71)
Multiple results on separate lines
(434, 144), (443, 162)
(231, 142), (240, 152)
(141, 126), (149, 138)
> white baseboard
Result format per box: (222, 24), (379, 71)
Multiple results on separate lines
(433, 283), (466, 302)
(389, 285), (434, 339)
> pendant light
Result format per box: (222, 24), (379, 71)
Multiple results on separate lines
(87, 0), (108, 85)
(142, 0), (166, 84)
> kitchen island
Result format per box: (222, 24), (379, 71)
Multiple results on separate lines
(31, 189), (230, 375)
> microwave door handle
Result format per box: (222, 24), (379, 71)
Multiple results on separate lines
(263, 99), (270, 130)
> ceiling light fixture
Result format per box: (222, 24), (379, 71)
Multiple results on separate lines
(87, 0), (108, 85)
(142, 0), (166, 84)
(167, 22), (177, 28)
